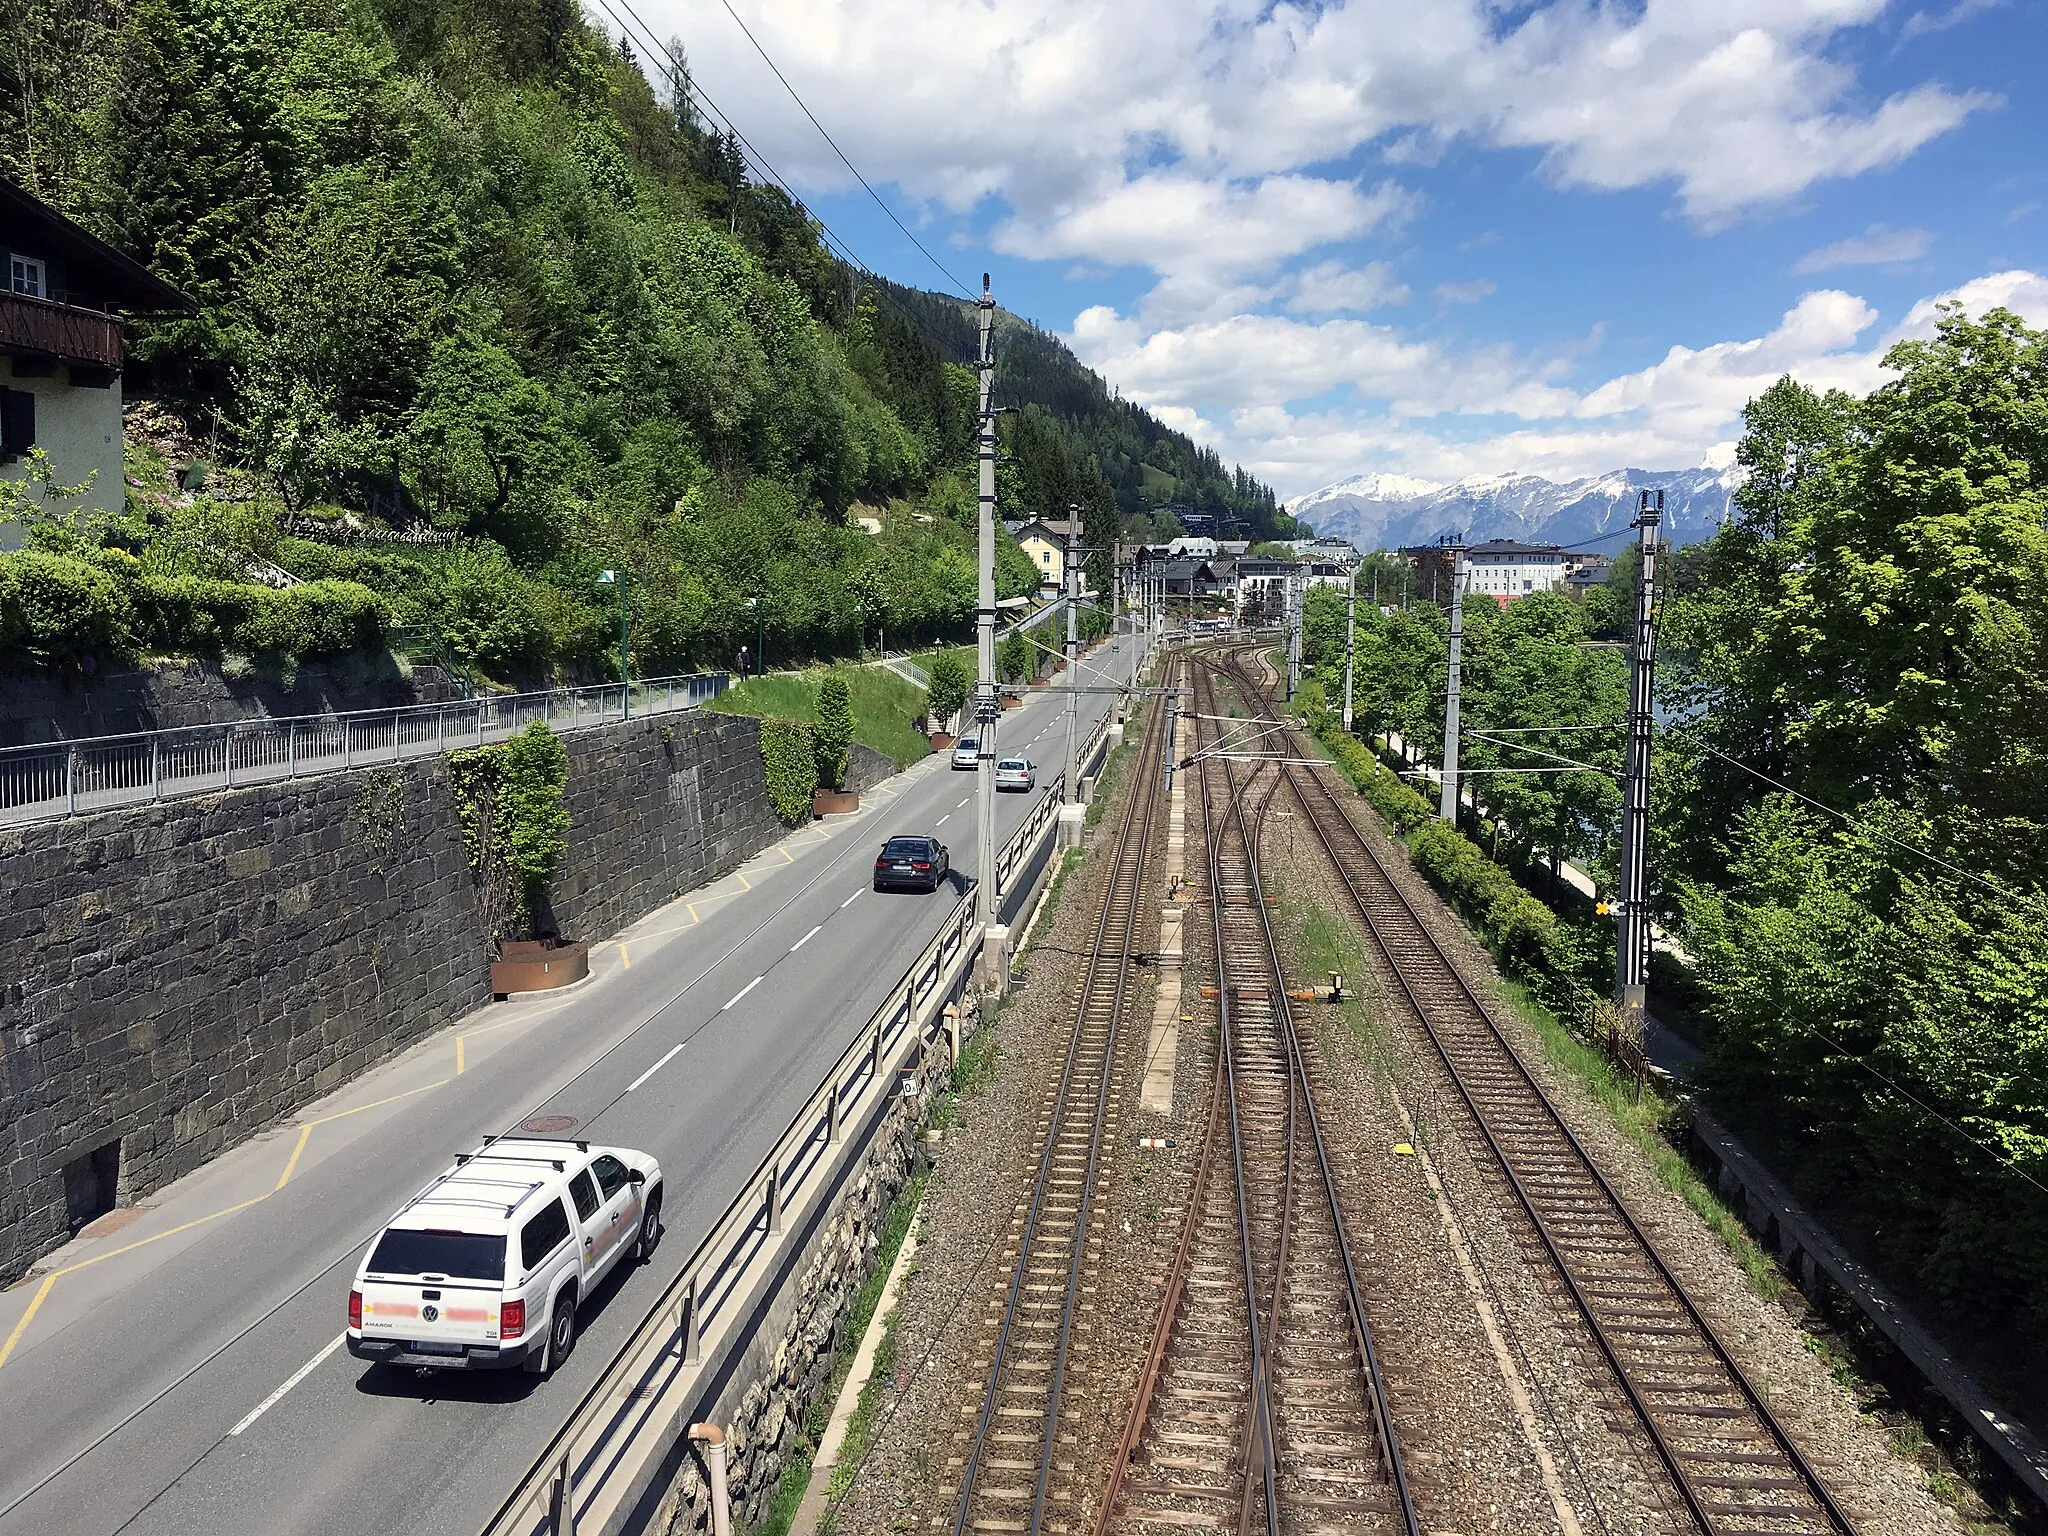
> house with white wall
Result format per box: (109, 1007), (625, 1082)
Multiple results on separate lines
(1, 178), (192, 533)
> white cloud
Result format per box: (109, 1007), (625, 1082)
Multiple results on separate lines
(1073, 271), (2048, 498)
(1432, 278), (1497, 305)
(1287, 260), (1410, 315)
(1901, 0), (2004, 38)
(1794, 225), (1933, 272)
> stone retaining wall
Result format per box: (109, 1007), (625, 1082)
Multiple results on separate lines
(0, 709), (825, 1285)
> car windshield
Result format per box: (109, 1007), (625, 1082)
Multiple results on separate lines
(882, 838), (929, 858)
(368, 1228), (505, 1280)
(998, 760), (1027, 771)
(956, 737), (976, 750)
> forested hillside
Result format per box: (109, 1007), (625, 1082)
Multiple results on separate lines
(0, 0), (1279, 685)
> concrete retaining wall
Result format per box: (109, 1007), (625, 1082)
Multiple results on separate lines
(0, 709), (821, 1284)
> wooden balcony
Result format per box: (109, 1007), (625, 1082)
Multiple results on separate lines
(0, 292), (123, 372)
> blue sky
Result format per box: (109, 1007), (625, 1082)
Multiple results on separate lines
(636, 0), (2046, 500)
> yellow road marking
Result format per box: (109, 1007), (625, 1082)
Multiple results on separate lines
(307, 1079), (450, 1127)
(620, 942), (631, 969)
(0, 1276), (54, 1371)
(456, 1035), (465, 1075)
(735, 871), (752, 890)
(276, 1124), (313, 1190)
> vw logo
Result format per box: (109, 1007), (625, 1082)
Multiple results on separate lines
(421, 1304), (440, 1322)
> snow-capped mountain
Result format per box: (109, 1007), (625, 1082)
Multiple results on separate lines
(1291, 466), (1742, 551)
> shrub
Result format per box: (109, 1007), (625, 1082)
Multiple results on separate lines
(448, 721), (571, 938)
(814, 672), (854, 789)
(999, 629), (1031, 684)
(760, 716), (818, 824)
(1, 550), (137, 667)
(925, 652), (970, 731)
(285, 579), (389, 655)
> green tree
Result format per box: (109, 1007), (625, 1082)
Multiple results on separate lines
(925, 652), (970, 732)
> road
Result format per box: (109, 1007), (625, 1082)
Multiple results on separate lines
(0, 639), (1140, 1536)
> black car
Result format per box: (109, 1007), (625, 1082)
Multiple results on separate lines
(873, 835), (949, 892)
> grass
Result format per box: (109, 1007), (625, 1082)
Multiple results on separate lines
(1085, 715), (1141, 827)
(1016, 848), (1086, 972)
(754, 1170), (928, 1536)
(709, 665), (933, 769)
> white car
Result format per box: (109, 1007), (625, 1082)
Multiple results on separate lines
(347, 1136), (663, 1375)
(994, 758), (1036, 792)
(951, 735), (980, 770)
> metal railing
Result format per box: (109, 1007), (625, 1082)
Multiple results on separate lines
(483, 886), (983, 1536)
(0, 673), (729, 826)
(483, 729), (1098, 1534)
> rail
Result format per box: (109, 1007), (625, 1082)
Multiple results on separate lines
(0, 673), (729, 826)
(1221, 650), (1857, 1536)
(483, 885), (981, 1536)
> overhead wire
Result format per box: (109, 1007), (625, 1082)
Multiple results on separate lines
(593, 0), (981, 364)
(708, 0), (976, 298)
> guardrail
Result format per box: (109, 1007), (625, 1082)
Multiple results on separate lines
(483, 887), (983, 1536)
(0, 673), (729, 826)
(483, 709), (1110, 1536)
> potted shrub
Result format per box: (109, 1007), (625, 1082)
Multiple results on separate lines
(810, 672), (859, 815)
(452, 723), (590, 997)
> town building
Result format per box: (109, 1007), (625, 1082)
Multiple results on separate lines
(1565, 552), (1614, 599)
(1013, 518), (1079, 591)
(1, 178), (192, 529)
(1462, 539), (1570, 601)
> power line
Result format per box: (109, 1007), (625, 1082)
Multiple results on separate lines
(595, 0), (980, 365)
(1685, 739), (2040, 912)
(709, 0), (976, 299)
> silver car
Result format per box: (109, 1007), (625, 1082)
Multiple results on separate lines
(951, 735), (979, 770)
(994, 758), (1035, 792)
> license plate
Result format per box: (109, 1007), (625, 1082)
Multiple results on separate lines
(894, 864), (912, 871)
(409, 1340), (464, 1355)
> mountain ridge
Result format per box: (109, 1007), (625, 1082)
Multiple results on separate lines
(1291, 465), (1743, 550)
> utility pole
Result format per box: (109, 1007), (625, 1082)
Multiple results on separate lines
(1341, 562), (1357, 735)
(1063, 520), (1079, 804)
(1614, 491), (1662, 1024)
(1285, 565), (1303, 700)
(1437, 538), (1466, 825)
(975, 274), (1004, 989)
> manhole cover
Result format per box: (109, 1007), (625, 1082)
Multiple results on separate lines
(519, 1115), (580, 1134)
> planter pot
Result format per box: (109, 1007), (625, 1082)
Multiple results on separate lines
(491, 939), (589, 997)
(929, 732), (956, 752)
(812, 787), (860, 817)
(1001, 694), (1023, 710)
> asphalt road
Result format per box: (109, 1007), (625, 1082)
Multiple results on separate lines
(0, 639), (1140, 1536)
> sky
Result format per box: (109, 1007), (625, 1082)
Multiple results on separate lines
(625, 0), (2048, 503)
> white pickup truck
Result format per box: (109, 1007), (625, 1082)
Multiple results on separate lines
(346, 1136), (664, 1375)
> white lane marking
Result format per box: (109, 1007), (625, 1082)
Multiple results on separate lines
(956, 797), (969, 808)
(231, 1332), (345, 1436)
(627, 1041), (686, 1091)
(722, 976), (764, 1011)
(791, 924), (822, 952)
(935, 814), (950, 826)
(841, 889), (862, 908)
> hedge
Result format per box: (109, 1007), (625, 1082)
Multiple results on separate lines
(1308, 711), (1608, 1010)
(0, 551), (137, 666)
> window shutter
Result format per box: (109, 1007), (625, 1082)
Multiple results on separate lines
(0, 388), (35, 458)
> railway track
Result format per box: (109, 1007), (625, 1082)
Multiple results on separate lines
(950, 680), (1170, 1536)
(1093, 658), (1417, 1536)
(1215, 648), (1859, 1536)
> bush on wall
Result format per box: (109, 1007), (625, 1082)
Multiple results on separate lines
(450, 721), (571, 939)
(760, 716), (818, 824)
(814, 673), (854, 789)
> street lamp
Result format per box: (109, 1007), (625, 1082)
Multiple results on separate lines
(598, 569), (629, 719)
(746, 596), (764, 678)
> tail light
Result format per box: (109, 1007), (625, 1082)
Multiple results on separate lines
(501, 1299), (526, 1340)
(913, 862), (930, 871)
(348, 1289), (362, 1329)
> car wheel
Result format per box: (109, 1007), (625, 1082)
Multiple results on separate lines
(636, 1190), (663, 1262)
(544, 1293), (577, 1372)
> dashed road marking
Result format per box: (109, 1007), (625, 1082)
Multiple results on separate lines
(627, 1042), (687, 1092)
(841, 889), (862, 908)
(791, 924), (822, 952)
(230, 1333), (346, 1437)
(722, 976), (764, 1011)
